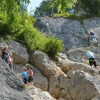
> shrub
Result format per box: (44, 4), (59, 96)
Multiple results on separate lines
(44, 36), (64, 56)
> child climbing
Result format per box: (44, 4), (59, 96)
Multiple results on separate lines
(21, 67), (28, 84)
(9, 52), (13, 70)
(84, 51), (100, 73)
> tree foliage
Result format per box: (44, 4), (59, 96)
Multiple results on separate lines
(80, 0), (100, 15)
(0, 0), (64, 56)
(34, 0), (55, 17)
(50, 0), (77, 13)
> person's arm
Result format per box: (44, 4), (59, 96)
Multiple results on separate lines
(29, 70), (33, 76)
(83, 55), (88, 60)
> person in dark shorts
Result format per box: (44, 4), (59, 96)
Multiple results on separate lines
(84, 51), (100, 73)
(27, 67), (34, 86)
(21, 67), (28, 84)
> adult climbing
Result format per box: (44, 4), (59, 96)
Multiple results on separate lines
(84, 51), (100, 73)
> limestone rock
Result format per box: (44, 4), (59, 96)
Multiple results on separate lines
(35, 17), (88, 51)
(66, 46), (100, 65)
(30, 50), (64, 78)
(55, 53), (92, 75)
(14, 64), (48, 91)
(92, 96), (100, 100)
(49, 70), (100, 100)
(28, 86), (56, 100)
(0, 41), (29, 64)
(83, 17), (100, 44)
(0, 58), (32, 100)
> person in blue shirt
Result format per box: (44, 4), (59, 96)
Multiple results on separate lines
(21, 67), (28, 84)
(85, 51), (100, 73)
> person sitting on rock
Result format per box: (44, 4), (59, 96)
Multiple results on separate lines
(84, 51), (100, 73)
(21, 67), (28, 85)
(9, 52), (13, 70)
(27, 66), (34, 86)
(2, 46), (9, 64)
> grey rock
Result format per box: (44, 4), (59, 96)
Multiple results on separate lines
(30, 50), (64, 78)
(83, 17), (100, 44)
(28, 86), (56, 100)
(49, 70), (100, 100)
(0, 41), (29, 64)
(66, 46), (100, 65)
(0, 58), (32, 100)
(35, 17), (88, 51)
(55, 53), (92, 75)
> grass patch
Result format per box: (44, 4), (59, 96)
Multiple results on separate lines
(53, 13), (100, 21)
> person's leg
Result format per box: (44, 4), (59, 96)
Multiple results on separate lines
(30, 76), (33, 86)
(89, 59), (93, 70)
(93, 60), (100, 73)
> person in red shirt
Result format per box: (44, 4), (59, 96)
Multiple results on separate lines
(28, 67), (34, 86)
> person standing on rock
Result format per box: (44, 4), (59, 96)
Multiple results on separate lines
(84, 51), (100, 73)
(27, 66), (34, 86)
(21, 67), (28, 85)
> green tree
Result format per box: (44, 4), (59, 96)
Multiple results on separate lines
(50, 0), (77, 13)
(34, 0), (54, 17)
(80, 0), (100, 15)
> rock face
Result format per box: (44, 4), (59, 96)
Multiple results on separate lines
(66, 46), (100, 65)
(0, 58), (32, 100)
(49, 70), (100, 100)
(28, 86), (56, 100)
(30, 50), (64, 78)
(14, 64), (48, 91)
(0, 41), (29, 64)
(35, 17), (100, 51)
(35, 17), (88, 51)
(55, 53), (92, 75)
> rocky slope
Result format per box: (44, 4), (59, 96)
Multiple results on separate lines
(1, 17), (100, 100)
(0, 58), (33, 100)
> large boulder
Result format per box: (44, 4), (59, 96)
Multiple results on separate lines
(30, 50), (64, 78)
(66, 46), (100, 65)
(55, 53), (92, 75)
(35, 17), (88, 51)
(14, 64), (48, 91)
(0, 41), (29, 64)
(28, 86), (56, 100)
(0, 58), (32, 100)
(49, 70), (100, 100)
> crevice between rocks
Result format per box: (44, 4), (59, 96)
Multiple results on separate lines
(67, 89), (73, 100)
(80, 20), (90, 46)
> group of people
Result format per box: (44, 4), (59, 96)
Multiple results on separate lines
(1, 46), (34, 86)
(21, 65), (34, 86)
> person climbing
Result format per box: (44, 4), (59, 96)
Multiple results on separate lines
(84, 51), (100, 73)
(27, 66), (34, 86)
(21, 67), (28, 84)
(9, 52), (13, 70)
(90, 30), (97, 43)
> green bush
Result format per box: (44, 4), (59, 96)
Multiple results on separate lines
(44, 36), (64, 56)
